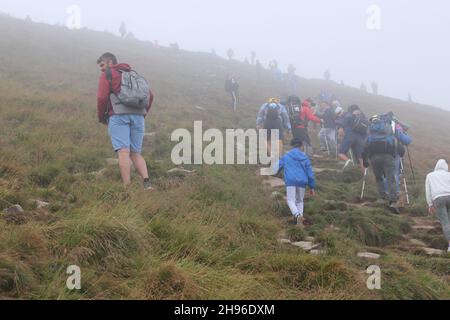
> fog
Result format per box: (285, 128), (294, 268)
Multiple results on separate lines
(1, 0), (449, 109)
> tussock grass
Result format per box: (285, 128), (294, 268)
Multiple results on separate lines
(0, 15), (449, 299)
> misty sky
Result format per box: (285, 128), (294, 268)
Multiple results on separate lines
(1, 0), (450, 109)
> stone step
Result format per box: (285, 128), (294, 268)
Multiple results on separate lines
(357, 252), (381, 259)
(409, 238), (427, 247)
(422, 247), (444, 256)
(278, 238), (292, 245)
(263, 177), (285, 188)
(291, 241), (320, 252)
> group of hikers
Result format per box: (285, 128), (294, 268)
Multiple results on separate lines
(96, 53), (450, 253)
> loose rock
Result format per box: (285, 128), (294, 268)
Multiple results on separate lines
(263, 177), (285, 188)
(292, 241), (319, 251)
(36, 200), (50, 209)
(357, 252), (380, 259)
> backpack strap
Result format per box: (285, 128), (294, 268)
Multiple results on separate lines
(105, 68), (114, 94)
(104, 68), (115, 122)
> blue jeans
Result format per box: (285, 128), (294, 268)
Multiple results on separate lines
(108, 114), (145, 154)
(384, 156), (401, 193)
(339, 131), (366, 160)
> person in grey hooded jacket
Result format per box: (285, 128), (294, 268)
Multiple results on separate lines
(425, 159), (450, 252)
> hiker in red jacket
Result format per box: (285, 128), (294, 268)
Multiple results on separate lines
(97, 52), (155, 190)
(291, 99), (322, 156)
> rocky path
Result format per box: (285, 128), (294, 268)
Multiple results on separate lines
(259, 152), (448, 258)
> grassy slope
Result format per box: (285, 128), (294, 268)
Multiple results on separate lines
(0, 16), (449, 299)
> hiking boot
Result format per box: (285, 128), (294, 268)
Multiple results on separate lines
(143, 178), (155, 191)
(296, 216), (305, 227)
(389, 202), (401, 214)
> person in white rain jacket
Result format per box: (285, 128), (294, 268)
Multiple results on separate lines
(425, 159), (450, 252)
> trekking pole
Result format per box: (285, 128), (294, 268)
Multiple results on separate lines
(406, 146), (416, 185)
(350, 150), (355, 165)
(322, 125), (330, 156)
(335, 131), (339, 160)
(400, 158), (410, 205)
(360, 168), (368, 201)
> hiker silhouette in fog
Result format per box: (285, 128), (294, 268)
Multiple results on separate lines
(324, 69), (330, 81)
(426, 159), (450, 253)
(251, 51), (256, 65)
(286, 64), (300, 95)
(371, 81), (379, 95)
(97, 52), (154, 190)
(360, 83), (367, 92)
(274, 138), (315, 226)
(337, 104), (368, 174)
(225, 74), (239, 111)
(227, 48), (234, 60)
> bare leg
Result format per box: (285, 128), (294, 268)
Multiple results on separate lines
(118, 149), (132, 186)
(130, 152), (149, 180)
(359, 158), (365, 175)
(339, 153), (349, 162)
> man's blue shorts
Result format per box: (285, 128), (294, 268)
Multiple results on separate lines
(339, 131), (366, 160)
(108, 114), (145, 154)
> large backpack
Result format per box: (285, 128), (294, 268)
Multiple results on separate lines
(286, 96), (305, 127)
(288, 104), (304, 126)
(367, 113), (397, 155)
(106, 68), (150, 110)
(350, 111), (369, 135)
(265, 103), (281, 121)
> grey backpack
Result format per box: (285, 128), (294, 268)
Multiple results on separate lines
(106, 69), (150, 110)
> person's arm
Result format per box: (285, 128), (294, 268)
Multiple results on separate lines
(272, 156), (285, 175)
(395, 128), (412, 146)
(425, 175), (434, 209)
(256, 104), (266, 127)
(305, 158), (316, 190)
(97, 72), (110, 124)
(280, 105), (292, 130)
(306, 107), (322, 124)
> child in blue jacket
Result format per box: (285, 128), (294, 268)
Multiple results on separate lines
(275, 138), (316, 226)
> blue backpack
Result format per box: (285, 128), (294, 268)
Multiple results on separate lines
(367, 113), (396, 147)
(265, 103), (281, 121)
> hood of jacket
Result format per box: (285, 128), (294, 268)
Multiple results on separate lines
(111, 63), (131, 72)
(287, 148), (309, 163)
(435, 159), (448, 172)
